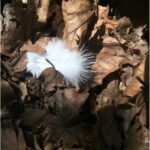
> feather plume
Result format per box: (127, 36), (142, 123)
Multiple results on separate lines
(26, 39), (94, 86)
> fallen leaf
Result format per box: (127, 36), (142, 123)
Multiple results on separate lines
(1, 128), (26, 150)
(1, 80), (17, 106)
(62, 0), (95, 49)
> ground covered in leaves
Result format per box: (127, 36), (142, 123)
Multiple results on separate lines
(1, 0), (149, 150)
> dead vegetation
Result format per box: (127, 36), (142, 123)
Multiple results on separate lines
(1, 0), (149, 150)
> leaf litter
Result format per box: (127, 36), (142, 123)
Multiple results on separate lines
(1, 0), (149, 150)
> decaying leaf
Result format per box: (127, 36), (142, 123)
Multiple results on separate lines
(37, 0), (51, 23)
(1, 80), (17, 106)
(121, 54), (147, 98)
(20, 36), (52, 52)
(62, 0), (96, 49)
(93, 45), (137, 86)
(1, 128), (26, 150)
(1, 0), (149, 150)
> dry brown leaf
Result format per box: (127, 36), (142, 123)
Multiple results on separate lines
(37, 0), (51, 23)
(1, 0), (59, 55)
(98, 5), (119, 29)
(1, 1), (36, 55)
(49, 4), (64, 37)
(1, 80), (17, 106)
(96, 106), (122, 150)
(136, 95), (147, 126)
(114, 54), (147, 107)
(1, 128), (26, 150)
(62, 0), (95, 49)
(13, 52), (27, 73)
(116, 104), (142, 133)
(1, 3), (23, 55)
(1, 1), (149, 149)
(42, 68), (66, 94)
(21, 108), (48, 131)
(20, 36), (52, 52)
(96, 79), (120, 110)
(120, 65), (134, 86)
(124, 122), (149, 150)
(122, 55), (147, 97)
(45, 87), (89, 117)
(44, 143), (54, 150)
(63, 88), (89, 109)
(92, 46), (137, 86)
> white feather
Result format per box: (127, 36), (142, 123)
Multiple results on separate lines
(26, 39), (94, 86)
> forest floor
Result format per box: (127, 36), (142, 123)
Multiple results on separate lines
(1, 0), (149, 150)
